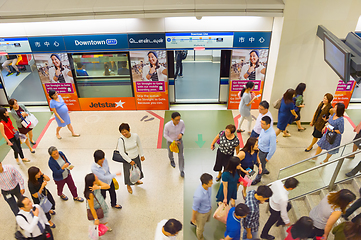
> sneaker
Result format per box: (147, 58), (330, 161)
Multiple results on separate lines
(16, 72), (20, 76)
(6, 72), (13, 76)
(180, 171), (184, 178)
(170, 161), (176, 168)
(251, 179), (260, 185)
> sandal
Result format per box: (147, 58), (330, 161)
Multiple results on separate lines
(135, 181), (143, 185)
(30, 141), (36, 145)
(22, 159), (30, 162)
(56, 135), (62, 139)
(127, 186), (133, 194)
(60, 194), (68, 201)
(112, 204), (122, 209)
(72, 134), (80, 137)
(49, 210), (56, 215)
(73, 197), (84, 202)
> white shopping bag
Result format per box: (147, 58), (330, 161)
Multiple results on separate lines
(129, 164), (141, 184)
(28, 114), (38, 128)
(19, 133), (27, 143)
(88, 225), (99, 240)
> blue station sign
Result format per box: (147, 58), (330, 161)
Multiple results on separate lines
(63, 34), (128, 51)
(28, 36), (66, 52)
(233, 32), (272, 48)
(128, 33), (166, 49)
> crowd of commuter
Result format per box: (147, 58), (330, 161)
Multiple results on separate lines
(0, 82), (361, 240)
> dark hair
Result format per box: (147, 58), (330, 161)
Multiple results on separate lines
(163, 219), (182, 235)
(234, 203), (250, 217)
(283, 89), (295, 104)
(147, 51), (160, 69)
(84, 173), (96, 200)
(225, 156), (241, 177)
(119, 123), (130, 132)
(8, 98), (17, 110)
(261, 115), (271, 125)
(200, 173), (213, 185)
(171, 112), (181, 119)
(28, 166), (40, 186)
(17, 196), (28, 208)
(335, 102), (345, 117)
(256, 185), (273, 199)
(249, 50), (260, 68)
(94, 150), (105, 163)
(259, 100), (269, 110)
(344, 217), (361, 239)
(324, 93), (333, 103)
(0, 108), (9, 123)
(48, 89), (56, 99)
(50, 53), (64, 71)
(295, 83), (306, 96)
(241, 137), (258, 155)
(284, 177), (299, 189)
(240, 81), (255, 97)
(291, 216), (314, 239)
(225, 124), (236, 134)
(328, 189), (356, 213)
(76, 62), (83, 69)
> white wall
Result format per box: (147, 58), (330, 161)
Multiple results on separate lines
(356, 16), (361, 31)
(0, 16), (273, 37)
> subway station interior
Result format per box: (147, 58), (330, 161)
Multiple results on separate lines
(1, 0), (361, 239)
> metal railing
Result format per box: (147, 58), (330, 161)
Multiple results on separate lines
(276, 137), (361, 199)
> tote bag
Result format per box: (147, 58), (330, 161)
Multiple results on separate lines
(129, 165), (141, 184)
(213, 203), (230, 224)
(38, 191), (53, 213)
(28, 114), (39, 128)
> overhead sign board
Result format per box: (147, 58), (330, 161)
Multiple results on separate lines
(63, 34), (128, 51)
(0, 38), (31, 53)
(165, 32), (234, 49)
(128, 33), (166, 49)
(233, 32), (271, 48)
(28, 36), (66, 52)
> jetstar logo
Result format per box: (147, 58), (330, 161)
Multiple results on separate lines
(89, 100), (125, 108)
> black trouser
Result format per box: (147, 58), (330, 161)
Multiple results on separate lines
(261, 202), (292, 237)
(175, 59), (182, 77)
(101, 180), (117, 207)
(9, 136), (24, 159)
(345, 198), (361, 220)
(349, 160), (361, 175)
(255, 150), (268, 181)
(1, 184), (22, 215)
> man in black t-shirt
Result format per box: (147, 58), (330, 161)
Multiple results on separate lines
(2, 54), (20, 76)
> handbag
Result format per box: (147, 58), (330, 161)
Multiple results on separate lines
(169, 141), (179, 153)
(4, 123), (20, 141)
(326, 130), (337, 145)
(19, 133), (27, 143)
(21, 116), (31, 129)
(113, 178), (119, 190)
(129, 164), (141, 184)
(112, 137), (128, 163)
(38, 190), (53, 213)
(213, 202), (230, 224)
(27, 114), (38, 128)
(87, 194), (104, 221)
(216, 131), (225, 144)
(273, 98), (282, 109)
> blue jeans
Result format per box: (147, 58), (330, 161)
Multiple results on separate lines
(242, 229), (258, 239)
(250, 130), (260, 138)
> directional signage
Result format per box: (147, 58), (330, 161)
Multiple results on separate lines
(28, 36), (66, 52)
(166, 32), (234, 49)
(128, 33), (166, 49)
(233, 32), (271, 48)
(63, 34), (128, 51)
(0, 38), (31, 53)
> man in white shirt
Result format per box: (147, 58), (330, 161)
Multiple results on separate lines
(16, 196), (53, 240)
(154, 218), (182, 240)
(164, 112), (185, 177)
(260, 177), (299, 240)
(250, 101), (273, 138)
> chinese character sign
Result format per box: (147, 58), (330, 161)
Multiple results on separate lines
(228, 49), (269, 109)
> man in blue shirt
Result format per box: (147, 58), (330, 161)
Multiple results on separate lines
(191, 173), (213, 240)
(252, 116), (277, 185)
(76, 62), (89, 76)
(91, 150), (122, 209)
(224, 203), (250, 240)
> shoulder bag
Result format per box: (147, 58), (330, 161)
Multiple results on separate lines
(87, 193), (104, 220)
(216, 131), (225, 145)
(326, 130), (337, 145)
(112, 137), (128, 163)
(38, 190), (53, 213)
(4, 122), (19, 140)
(273, 98), (282, 109)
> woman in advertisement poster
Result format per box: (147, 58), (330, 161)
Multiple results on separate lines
(48, 54), (74, 84)
(240, 50), (266, 81)
(142, 51), (167, 81)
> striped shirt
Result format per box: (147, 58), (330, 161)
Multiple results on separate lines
(243, 190), (260, 232)
(0, 165), (25, 191)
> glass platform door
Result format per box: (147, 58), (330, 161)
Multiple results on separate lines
(174, 50), (220, 103)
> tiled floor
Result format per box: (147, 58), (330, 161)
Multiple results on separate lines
(0, 108), (360, 240)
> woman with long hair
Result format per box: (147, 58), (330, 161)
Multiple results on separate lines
(289, 83), (307, 131)
(142, 51), (167, 81)
(84, 173), (111, 231)
(285, 216), (314, 240)
(275, 89), (298, 137)
(305, 93), (333, 152)
(0, 108), (29, 164)
(216, 156), (242, 207)
(309, 189), (356, 239)
(9, 98), (36, 153)
(27, 166), (56, 228)
(333, 217), (361, 240)
(314, 102), (345, 164)
(48, 54), (74, 83)
(237, 81), (259, 134)
(240, 50), (266, 80)
(236, 137), (259, 198)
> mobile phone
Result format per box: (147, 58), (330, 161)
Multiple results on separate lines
(255, 94), (261, 98)
(246, 168), (255, 176)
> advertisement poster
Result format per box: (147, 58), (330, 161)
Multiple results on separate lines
(78, 97), (136, 111)
(33, 53), (80, 111)
(228, 49), (269, 109)
(130, 50), (169, 110)
(333, 80), (356, 108)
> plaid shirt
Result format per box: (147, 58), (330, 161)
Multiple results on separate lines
(243, 190), (260, 232)
(0, 165), (25, 191)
